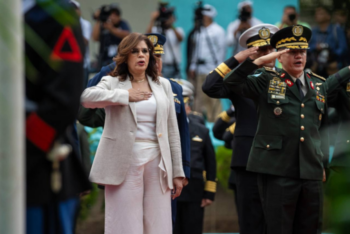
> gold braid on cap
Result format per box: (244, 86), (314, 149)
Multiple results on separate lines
(247, 39), (271, 48)
(276, 37), (297, 47)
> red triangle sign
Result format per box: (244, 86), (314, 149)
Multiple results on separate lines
(51, 27), (82, 62)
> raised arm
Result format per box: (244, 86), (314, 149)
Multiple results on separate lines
(324, 66), (350, 94)
(202, 47), (258, 98)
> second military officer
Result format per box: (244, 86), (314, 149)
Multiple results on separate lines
(224, 25), (350, 234)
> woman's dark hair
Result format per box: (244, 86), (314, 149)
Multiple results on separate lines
(110, 33), (158, 83)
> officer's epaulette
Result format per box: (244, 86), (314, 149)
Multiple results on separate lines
(310, 72), (326, 81)
(191, 111), (203, 117)
(264, 66), (279, 75)
(170, 78), (179, 84)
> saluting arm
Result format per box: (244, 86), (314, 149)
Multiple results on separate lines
(77, 106), (105, 128)
(202, 47), (258, 98)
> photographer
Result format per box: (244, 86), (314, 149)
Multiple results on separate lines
(146, 3), (184, 78)
(188, 4), (225, 122)
(275, 5), (310, 29)
(92, 4), (131, 68)
(226, 1), (262, 55)
(309, 6), (348, 76)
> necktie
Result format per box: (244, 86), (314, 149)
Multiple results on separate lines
(295, 79), (304, 99)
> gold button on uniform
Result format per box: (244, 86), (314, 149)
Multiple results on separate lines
(301, 103), (305, 108)
(300, 137), (305, 142)
(276, 101), (280, 104)
(301, 126), (305, 130)
(301, 114), (305, 119)
(267, 145), (270, 149)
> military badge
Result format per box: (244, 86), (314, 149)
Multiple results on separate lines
(274, 107), (283, 116)
(315, 83), (323, 86)
(259, 27), (270, 39)
(306, 73), (311, 79)
(269, 80), (286, 99)
(347, 82), (350, 92)
(292, 25), (303, 36)
(192, 135), (203, 142)
(316, 87), (320, 91)
(148, 35), (158, 46)
(281, 73), (285, 78)
(285, 79), (293, 87)
(273, 77), (281, 82)
(310, 82), (314, 90)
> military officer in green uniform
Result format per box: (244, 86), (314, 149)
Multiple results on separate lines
(223, 25), (350, 234)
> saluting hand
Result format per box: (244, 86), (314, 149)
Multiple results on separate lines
(234, 46), (259, 63)
(253, 49), (290, 67)
(128, 88), (152, 102)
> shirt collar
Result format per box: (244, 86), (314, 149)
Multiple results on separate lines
(290, 72), (305, 86)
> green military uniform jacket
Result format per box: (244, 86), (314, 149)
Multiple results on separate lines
(224, 60), (350, 180)
(329, 81), (350, 167)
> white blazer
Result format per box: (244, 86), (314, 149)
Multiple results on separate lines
(81, 75), (184, 189)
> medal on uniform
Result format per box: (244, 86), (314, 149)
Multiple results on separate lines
(274, 107), (283, 116)
(316, 87), (320, 91)
(310, 81), (314, 90)
(273, 77), (281, 82)
(347, 82), (350, 92)
(285, 79), (293, 87)
(269, 79), (286, 99)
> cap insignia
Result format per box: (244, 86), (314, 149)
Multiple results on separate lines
(147, 35), (158, 46)
(259, 27), (270, 39)
(292, 25), (303, 37)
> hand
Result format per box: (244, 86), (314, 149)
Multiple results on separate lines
(253, 49), (290, 66)
(128, 88), (152, 102)
(93, 9), (101, 20)
(151, 11), (160, 21)
(103, 20), (114, 31)
(281, 13), (289, 24)
(323, 169), (326, 182)
(201, 198), (213, 207)
(182, 178), (189, 187)
(172, 177), (184, 200)
(234, 47), (259, 63)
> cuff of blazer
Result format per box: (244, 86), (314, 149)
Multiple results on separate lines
(173, 166), (185, 178)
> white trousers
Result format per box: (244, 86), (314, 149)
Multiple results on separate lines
(104, 154), (172, 234)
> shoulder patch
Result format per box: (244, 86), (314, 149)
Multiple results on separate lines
(311, 72), (326, 81)
(264, 66), (279, 76)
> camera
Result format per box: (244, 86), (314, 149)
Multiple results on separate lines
(155, 2), (174, 28)
(288, 14), (296, 22)
(94, 4), (121, 23)
(239, 6), (251, 22)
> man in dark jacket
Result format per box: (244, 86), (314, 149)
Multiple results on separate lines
(25, 1), (90, 233)
(202, 24), (279, 234)
(174, 80), (216, 234)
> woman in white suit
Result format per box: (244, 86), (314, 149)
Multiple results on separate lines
(81, 33), (185, 234)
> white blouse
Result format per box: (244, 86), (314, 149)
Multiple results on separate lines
(135, 94), (157, 141)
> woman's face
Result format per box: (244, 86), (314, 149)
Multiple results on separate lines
(127, 40), (150, 75)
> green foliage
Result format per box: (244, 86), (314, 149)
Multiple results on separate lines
(215, 146), (233, 190)
(78, 183), (100, 221)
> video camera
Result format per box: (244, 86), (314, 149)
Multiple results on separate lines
(194, 1), (210, 27)
(94, 3), (121, 23)
(155, 2), (174, 28)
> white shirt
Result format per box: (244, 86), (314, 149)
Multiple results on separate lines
(135, 95), (157, 141)
(291, 73), (308, 96)
(226, 17), (263, 55)
(80, 17), (91, 68)
(190, 22), (226, 75)
(152, 26), (184, 65)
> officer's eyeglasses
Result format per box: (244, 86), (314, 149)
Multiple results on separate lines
(131, 48), (150, 55)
